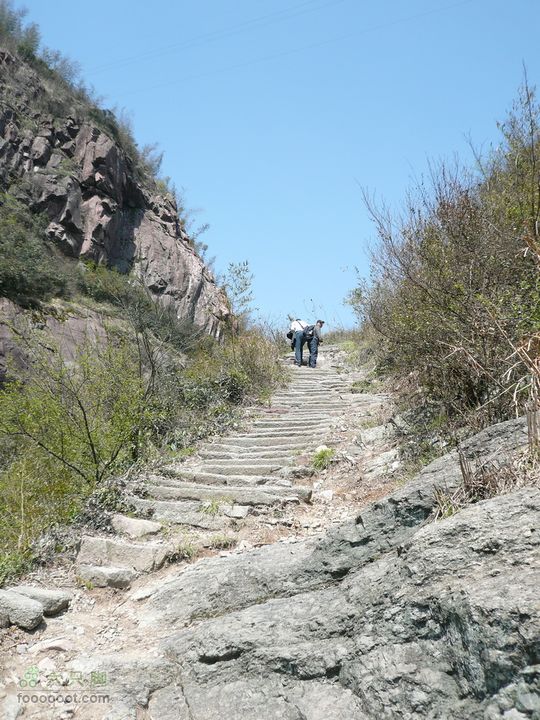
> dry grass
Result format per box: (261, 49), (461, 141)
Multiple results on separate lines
(433, 448), (540, 520)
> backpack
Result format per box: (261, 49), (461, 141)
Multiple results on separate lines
(303, 324), (315, 339)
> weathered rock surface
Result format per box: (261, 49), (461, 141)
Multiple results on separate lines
(7, 585), (72, 615)
(128, 416), (537, 720)
(146, 487), (539, 720)
(0, 589), (43, 629)
(0, 50), (228, 336)
(111, 513), (162, 539)
(77, 564), (137, 589)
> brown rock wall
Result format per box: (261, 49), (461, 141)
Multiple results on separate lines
(0, 50), (228, 336)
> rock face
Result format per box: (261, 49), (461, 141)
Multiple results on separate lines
(156, 489), (539, 720)
(139, 417), (539, 720)
(0, 50), (228, 336)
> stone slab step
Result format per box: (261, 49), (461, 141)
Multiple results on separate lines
(181, 463), (283, 476)
(210, 435), (316, 448)
(267, 408), (343, 416)
(251, 420), (329, 428)
(274, 389), (342, 396)
(77, 535), (173, 573)
(162, 470), (292, 486)
(156, 470), (256, 487)
(235, 429), (326, 439)
(270, 402), (349, 409)
(198, 445), (307, 456)
(147, 482), (311, 506)
(111, 514), (162, 539)
(77, 564), (136, 590)
(130, 498), (227, 529)
(199, 442), (298, 453)
(198, 449), (296, 461)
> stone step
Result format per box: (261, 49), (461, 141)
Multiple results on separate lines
(199, 444), (307, 456)
(272, 388), (342, 395)
(111, 514), (162, 539)
(162, 469), (291, 486)
(185, 463), (284, 476)
(147, 481), (311, 506)
(77, 564), (136, 590)
(231, 429), (326, 440)
(256, 412), (334, 421)
(271, 400), (350, 407)
(151, 470), (255, 488)
(268, 403), (345, 411)
(77, 535), (174, 573)
(130, 498), (228, 528)
(197, 452), (297, 463)
(273, 383), (347, 398)
(251, 419), (329, 428)
(209, 435), (316, 448)
(272, 389), (342, 395)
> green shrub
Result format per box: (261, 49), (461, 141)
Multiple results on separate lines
(77, 263), (204, 354)
(0, 326), (168, 582)
(0, 448), (82, 581)
(0, 194), (67, 302)
(312, 447), (335, 470)
(0, 332), (150, 486)
(76, 262), (140, 307)
(209, 534), (237, 549)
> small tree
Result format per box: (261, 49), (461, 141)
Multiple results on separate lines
(223, 260), (255, 334)
(0, 329), (150, 486)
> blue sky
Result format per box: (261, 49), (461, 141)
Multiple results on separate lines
(23, 0), (540, 328)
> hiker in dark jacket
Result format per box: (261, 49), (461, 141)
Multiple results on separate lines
(306, 319), (324, 368)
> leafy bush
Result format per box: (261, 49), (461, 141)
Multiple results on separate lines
(312, 447), (335, 470)
(0, 325), (165, 582)
(77, 262), (142, 307)
(0, 448), (82, 584)
(0, 194), (67, 302)
(0, 333), (151, 485)
(352, 83), (540, 430)
(77, 263), (203, 353)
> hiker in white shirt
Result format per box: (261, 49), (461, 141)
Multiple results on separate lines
(289, 318), (308, 366)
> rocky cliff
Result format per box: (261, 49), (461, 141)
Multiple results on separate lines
(0, 49), (228, 336)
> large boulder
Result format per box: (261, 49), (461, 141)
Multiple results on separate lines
(0, 590), (43, 630)
(7, 586), (72, 615)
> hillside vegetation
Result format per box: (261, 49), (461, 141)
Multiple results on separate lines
(0, 0), (286, 583)
(349, 83), (540, 441)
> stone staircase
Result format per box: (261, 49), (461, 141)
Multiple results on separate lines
(75, 348), (369, 589)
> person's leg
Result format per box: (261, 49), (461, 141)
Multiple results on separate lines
(308, 337), (319, 367)
(294, 331), (304, 365)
